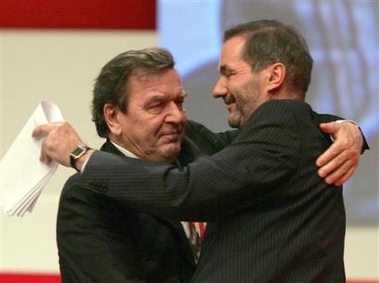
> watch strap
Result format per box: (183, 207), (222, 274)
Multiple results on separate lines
(70, 145), (91, 172)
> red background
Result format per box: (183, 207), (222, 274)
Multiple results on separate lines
(0, 0), (156, 29)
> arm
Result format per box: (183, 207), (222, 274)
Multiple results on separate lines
(78, 101), (306, 221)
(187, 118), (367, 185)
(185, 120), (237, 154)
(314, 118), (369, 185)
(33, 117), (365, 185)
(34, 101), (344, 222)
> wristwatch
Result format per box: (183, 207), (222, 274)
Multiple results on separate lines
(70, 145), (91, 172)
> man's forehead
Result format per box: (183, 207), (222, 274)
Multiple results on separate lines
(218, 44), (244, 68)
(217, 59), (243, 74)
(147, 89), (187, 99)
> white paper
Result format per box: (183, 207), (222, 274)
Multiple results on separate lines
(0, 101), (64, 216)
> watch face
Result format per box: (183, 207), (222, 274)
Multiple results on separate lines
(70, 145), (90, 171)
(71, 146), (88, 158)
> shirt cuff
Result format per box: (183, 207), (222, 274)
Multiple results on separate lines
(334, 119), (357, 125)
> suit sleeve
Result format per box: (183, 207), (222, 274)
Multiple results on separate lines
(185, 120), (237, 154)
(81, 101), (304, 221)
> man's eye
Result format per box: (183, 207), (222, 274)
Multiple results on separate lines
(149, 102), (165, 113)
(176, 99), (185, 110)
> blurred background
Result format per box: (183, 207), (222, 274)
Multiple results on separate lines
(0, 0), (378, 281)
(159, 0), (378, 225)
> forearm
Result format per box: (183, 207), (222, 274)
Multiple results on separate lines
(81, 102), (301, 221)
(81, 149), (291, 222)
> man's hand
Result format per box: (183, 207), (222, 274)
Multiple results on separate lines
(32, 122), (92, 170)
(316, 121), (363, 186)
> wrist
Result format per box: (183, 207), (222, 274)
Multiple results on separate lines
(70, 145), (92, 172)
(75, 149), (94, 172)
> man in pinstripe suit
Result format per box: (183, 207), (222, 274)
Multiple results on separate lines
(35, 20), (368, 282)
(56, 48), (201, 283)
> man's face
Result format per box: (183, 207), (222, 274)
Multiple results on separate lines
(213, 36), (268, 128)
(108, 68), (187, 164)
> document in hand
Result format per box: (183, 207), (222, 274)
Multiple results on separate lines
(0, 101), (63, 217)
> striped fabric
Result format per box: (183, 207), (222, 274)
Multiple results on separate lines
(191, 221), (206, 239)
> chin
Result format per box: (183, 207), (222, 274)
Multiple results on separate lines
(227, 113), (244, 128)
(161, 144), (181, 160)
(228, 119), (239, 129)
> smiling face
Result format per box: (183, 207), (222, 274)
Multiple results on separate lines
(212, 36), (270, 128)
(106, 68), (187, 164)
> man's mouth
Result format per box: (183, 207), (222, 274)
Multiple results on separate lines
(223, 95), (236, 105)
(161, 131), (182, 141)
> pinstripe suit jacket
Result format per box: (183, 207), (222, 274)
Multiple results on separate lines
(57, 139), (212, 283)
(80, 100), (346, 283)
(57, 122), (235, 283)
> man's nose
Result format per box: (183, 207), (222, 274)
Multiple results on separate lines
(165, 102), (186, 123)
(212, 77), (227, 98)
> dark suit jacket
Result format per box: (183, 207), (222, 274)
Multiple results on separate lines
(57, 134), (228, 283)
(80, 100), (348, 283)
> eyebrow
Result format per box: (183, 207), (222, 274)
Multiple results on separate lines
(219, 64), (232, 75)
(147, 90), (188, 103)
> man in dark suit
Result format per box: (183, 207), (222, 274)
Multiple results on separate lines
(35, 21), (368, 283)
(58, 124), (234, 283)
(56, 48), (236, 283)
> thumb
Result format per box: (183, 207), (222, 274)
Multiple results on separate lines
(319, 122), (339, 135)
(32, 123), (56, 138)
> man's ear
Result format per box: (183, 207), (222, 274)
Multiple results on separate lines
(266, 62), (286, 92)
(104, 104), (122, 135)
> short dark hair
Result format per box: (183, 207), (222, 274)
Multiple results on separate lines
(224, 19), (313, 95)
(92, 47), (175, 137)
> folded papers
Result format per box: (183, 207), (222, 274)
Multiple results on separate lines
(0, 101), (63, 216)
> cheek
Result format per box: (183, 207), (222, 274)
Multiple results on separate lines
(146, 119), (166, 139)
(127, 126), (159, 153)
(125, 116), (159, 140)
(181, 113), (188, 126)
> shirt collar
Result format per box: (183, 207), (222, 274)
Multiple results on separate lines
(110, 140), (139, 159)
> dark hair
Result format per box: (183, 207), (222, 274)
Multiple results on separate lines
(92, 47), (175, 137)
(224, 19), (313, 95)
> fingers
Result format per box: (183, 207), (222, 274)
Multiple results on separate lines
(318, 149), (359, 185)
(316, 141), (343, 169)
(32, 122), (64, 138)
(32, 122), (67, 166)
(40, 152), (52, 166)
(316, 122), (343, 168)
(33, 121), (85, 167)
(317, 120), (362, 186)
(38, 135), (53, 165)
(317, 137), (359, 185)
(324, 162), (357, 186)
(32, 123), (60, 165)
